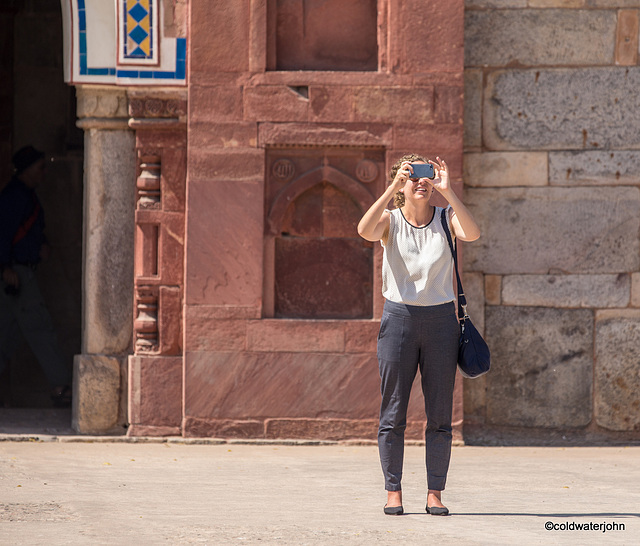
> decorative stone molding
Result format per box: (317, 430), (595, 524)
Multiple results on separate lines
(130, 91), (187, 358)
(134, 286), (159, 353)
(76, 86), (129, 119)
(137, 155), (162, 209)
(129, 97), (187, 119)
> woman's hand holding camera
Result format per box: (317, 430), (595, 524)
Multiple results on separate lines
(392, 161), (414, 190)
(427, 157), (451, 196)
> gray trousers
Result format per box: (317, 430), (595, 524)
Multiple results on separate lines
(377, 299), (459, 492)
(0, 265), (70, 387)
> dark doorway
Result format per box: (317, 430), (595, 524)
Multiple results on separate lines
(0, 0), (83, 409)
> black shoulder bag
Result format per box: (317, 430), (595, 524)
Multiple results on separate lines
(440, 208), (491, 379)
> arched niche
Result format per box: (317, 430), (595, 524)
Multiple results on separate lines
(265, 159), (379, 320)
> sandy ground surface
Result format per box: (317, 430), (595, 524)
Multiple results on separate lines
(0, 438), (638, 545)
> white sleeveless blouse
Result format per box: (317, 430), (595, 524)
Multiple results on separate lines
(381, 206), (456, 306)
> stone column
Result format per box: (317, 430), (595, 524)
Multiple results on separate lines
(73, 86), (136, 434)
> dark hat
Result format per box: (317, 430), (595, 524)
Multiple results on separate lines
(12, 145), (45, 175)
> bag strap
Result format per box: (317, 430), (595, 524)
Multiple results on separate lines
(12, 192), (41, 246)
(440, 207), (468, 322)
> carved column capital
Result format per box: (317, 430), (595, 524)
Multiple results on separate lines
(75, 85), (130, 130)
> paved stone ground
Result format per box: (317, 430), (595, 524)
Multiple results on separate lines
(0, 435), (638, 545)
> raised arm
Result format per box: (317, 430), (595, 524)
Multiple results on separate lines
(429, 157), (481, 242)
(357, 161), (413, 243)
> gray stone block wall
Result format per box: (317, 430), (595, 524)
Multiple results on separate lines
(463, 2), (640, 437)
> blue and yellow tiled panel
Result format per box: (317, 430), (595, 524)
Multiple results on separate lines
(125, 0), (153, 59)
(75, 0), (186, 82)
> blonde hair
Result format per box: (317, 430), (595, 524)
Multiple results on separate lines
(389, 153), (429, 208)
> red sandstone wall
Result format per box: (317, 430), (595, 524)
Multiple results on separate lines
(181, 0), (465, 441)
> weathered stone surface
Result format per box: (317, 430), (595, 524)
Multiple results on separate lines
(465, 10), (615, 67)
(502, 274), (630, 308)
(353, 87), (434, 124)
(184, 178), (263, 307)
(128, 356), (182, 429)
(160, 146), (187, 213)
(274, 237), (373, 319)
(393, 0), (464, 74)
(464, 0), (526, 7)
(464, 152), (548, 187)
(183, 417), (264, 439)
(76, 87), (128, 119)
(589, 0), (640, 6)
(259, 122), (393, 148)
(464, 187), (640, 274)
(189, 0), (249, 74)
(394, 125), (464, 179)
(344, 321), (379, 354)
(309, 86), (363, 123)
(272, 0), (377, 71)
(159, 286), (182, 355)
(485, 275), (502, 306)
(189, 85), (244, 122)
(265, 419), (379, 441)
(184, 352), (383, 420)
(463, 69), (482, 149)
(83, 128), (136, 354)
(463, 374), (487, 423)
(72, 355), (121, 434)
(484, 68), (640, 150)
(246, 321), (345, 353)
(435, 86), (464, 124)
(244, 86), (309, 122)
(549, 150), (640, 185)
(485, 307), (593, 427)
(188, 148), (264, 181)
(632, 273), (640, 307)
(595, 310), (640, 431)
(463, 272), (486, 335)
(189, 122), (258, 149)
(529, 0), (585, 6)
(615, 9), (639, 65)
(185, 318), (247, 352)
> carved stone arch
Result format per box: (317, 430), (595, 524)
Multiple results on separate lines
(267, 165), (374, 235)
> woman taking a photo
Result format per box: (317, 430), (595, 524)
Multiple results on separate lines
(357, 154), (481, 516)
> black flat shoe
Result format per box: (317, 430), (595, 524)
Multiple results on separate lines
(384, 505), (404, 515)
(426, 505), (449, 516)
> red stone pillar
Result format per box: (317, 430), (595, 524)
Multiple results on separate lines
(127, 94), (187, 437)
